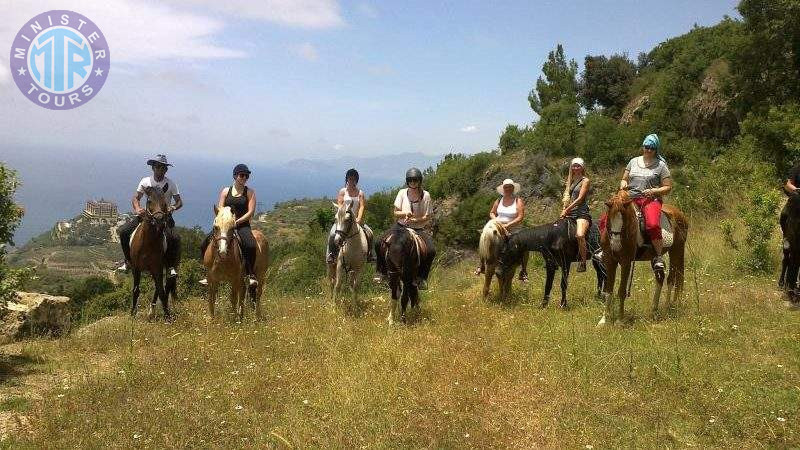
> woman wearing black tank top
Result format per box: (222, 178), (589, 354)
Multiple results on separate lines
(199, 164), (259, 286)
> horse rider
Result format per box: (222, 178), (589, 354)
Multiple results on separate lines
(199, 164), (259, 287)
(560, 158), (592, 272)
(474, 178), (530, 281)
(376, 167), (436, 289)
(326, 168), (375, 264)
(619, 133), (673, 271)
(780, 161), (800, 250)
(117, 154), (182, 276)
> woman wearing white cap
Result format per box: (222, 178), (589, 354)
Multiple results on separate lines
(560, 157), (591, 272)
(474, 178), (529, 281)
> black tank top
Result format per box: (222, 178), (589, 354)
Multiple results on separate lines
(225, 186), (249, 220)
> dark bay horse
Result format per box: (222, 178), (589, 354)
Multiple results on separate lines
(598, 190), (688, 325)
(496, 219), (606, 308)
(129, 186), (172, 320)
(779, 193), (800, 301)
(376, 225), (435, 324)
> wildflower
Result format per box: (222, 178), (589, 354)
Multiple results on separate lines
(235, 405), (243, 411)
(586, 446), (594, 449)
(777, 417), (786, 422)
(709, 418), (716, 423)
(230, 371), (240, 375)
(133, 434), (141, 439)
(464, 433), (470, 438)
(717, 388), (723, 393)
(303, 399), (309, 405)
(57, 394), (65, 398)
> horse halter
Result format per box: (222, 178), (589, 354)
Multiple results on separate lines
(334, 211), (359, 247)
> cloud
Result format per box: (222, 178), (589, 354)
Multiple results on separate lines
(460, 125), (478, 133)
(0, 0), (245, 85)
(293, 43), (319, 61)
(167, 0), (345, 28)
(333, 144), (344, 150)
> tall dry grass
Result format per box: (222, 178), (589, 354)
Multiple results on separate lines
(2, 221), (798, 448)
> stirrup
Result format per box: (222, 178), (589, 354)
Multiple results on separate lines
(247, 276), (258, 287)
(168, 267), (177, 278)
(652, 256), (665, 271)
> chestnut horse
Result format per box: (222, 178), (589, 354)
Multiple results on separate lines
(202, 206), (269, 321)
(129, 186), (172, 320)
(598, 190), (688, 325)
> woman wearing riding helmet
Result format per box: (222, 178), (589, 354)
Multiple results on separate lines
(199, 164), (259, 287)
(375, 167), (436, 288)
(326, 168), (374, 264)
(560, 158), (592, 272)
(619, 134), (672, 271)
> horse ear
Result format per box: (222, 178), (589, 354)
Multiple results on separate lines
(213, 204), (219, 216)
(604, 200), (612, 208)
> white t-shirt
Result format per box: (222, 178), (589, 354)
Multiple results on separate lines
(394, 188), (432, 229)
(137, 176), (180, 203)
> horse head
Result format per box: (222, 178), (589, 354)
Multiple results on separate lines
(332, 200), (355, 248)
(143, 186), (168, 232)
(212, 205), (236, 258)
(604, 189), (635, 253)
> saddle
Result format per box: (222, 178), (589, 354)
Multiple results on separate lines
(632, 204), (674, 250)
(382, 227), (429, 265)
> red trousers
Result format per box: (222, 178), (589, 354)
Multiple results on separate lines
(599, 197), (663, 241)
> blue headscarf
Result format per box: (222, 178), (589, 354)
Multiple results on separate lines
(642, 133), (665, 163)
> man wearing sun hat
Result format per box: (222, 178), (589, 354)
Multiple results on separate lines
(117, 154), (183, 276)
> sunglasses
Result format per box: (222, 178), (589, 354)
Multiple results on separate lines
(236, 173), (250, 179)
(643, 145), (656, 151)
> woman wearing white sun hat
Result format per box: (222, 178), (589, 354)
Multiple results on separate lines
(560, 157), (592, 272)
(474, 178), (529, 282)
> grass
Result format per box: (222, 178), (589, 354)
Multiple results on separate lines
(1, 220), (798, 447)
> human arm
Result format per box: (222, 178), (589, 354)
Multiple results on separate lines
(561, 179), (590, 218)
(489, 199), (499, 219)
(216, 187), (228, 211)
(642, 178), (672, 198)
(236, 189), (256, 225)
(619, 169), (630, 191)
(506, 198), (525, 227)
(337, 188), (345, 206)
(169, 195), (183, 213)
(356, 191), (366, 225)
(131, 191), (145, 216)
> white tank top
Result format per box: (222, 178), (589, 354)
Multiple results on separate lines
(342, 188), (361, 212)
(496, 197), (518, 224)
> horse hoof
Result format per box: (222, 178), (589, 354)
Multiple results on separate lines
(559, 301), (567, 309)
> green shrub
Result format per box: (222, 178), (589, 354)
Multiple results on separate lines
(426, 153), (494, 199)
(177, 258), (206, 300)
(365, 189), (398, 236)
(736, 186), (781, 273)
(437, 191), (497, 247)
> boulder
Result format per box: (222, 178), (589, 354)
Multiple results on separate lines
(0, 292), (71, 344)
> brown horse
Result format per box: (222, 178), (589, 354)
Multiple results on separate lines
(129, 186), (172, 320)
(202, 206), (269, 321)
(598, 190), (688, 325)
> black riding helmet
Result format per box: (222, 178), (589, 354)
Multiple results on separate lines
(233, 163), (251, 177)
(345, 168), (359, 183)
(405, 167), (423, 184)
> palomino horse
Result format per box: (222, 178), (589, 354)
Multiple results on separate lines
(598, 190), (688, 325)
(497, 220), (606, 307)
(129, 186), (172, 320)
(478, 220), (510, 299)
(326, 200), (368, 306)
(202, 206), (269, 321)
(376, 225), (434, 324)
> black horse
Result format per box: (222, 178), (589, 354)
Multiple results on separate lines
(375, 225), (436, 324)
(779, 193), (800, 302)
(496, 219), (606, 308)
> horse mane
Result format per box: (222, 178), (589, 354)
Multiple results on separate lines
(213, 206), (236, 230)
(479, 221), (506, 263)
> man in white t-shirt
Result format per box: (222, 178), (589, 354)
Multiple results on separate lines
(117, 154), (183, 276)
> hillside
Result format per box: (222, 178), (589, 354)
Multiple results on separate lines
(1, 220), (797, 447)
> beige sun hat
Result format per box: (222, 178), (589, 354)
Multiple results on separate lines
(496, 178), (521, 195)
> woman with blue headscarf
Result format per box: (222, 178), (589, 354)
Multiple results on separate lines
(619, 133), (673, 271)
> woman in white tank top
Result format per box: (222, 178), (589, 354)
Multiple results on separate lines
(326, 168), (374, 264)
(474, 178), (529, 281)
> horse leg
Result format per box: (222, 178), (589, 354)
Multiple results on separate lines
(482, 262), (494, 300)
(351, 267), (361, 308)
(542, 263), (557, 308)
(130, 269), (141, 317)
(651, 269), (665, 321)
(236, 282), (246, 322)
(333, 261), (345, 306)
(559, 262), (571, 309)
(592, 259), (606, 299)
(598, 262), (617, 326)
(254, 281), (264, 320)
(207, 282), (217, 319)
(617, 261), (631, 323)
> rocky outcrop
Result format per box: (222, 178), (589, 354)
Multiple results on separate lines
(0, 292), (71, 344)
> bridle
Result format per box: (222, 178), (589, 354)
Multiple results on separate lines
(334, 210), (360, 248)
(212, 226), (239, 260)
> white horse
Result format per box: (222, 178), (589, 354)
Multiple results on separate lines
(479, 220), (509, 299)
(327, 200), (368, 306)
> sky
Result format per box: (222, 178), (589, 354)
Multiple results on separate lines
(0, 0), (740, 164)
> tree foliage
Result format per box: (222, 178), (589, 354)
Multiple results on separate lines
(528, 44), (578, 115)
(579, 54), (637, 118)
(0, 164), (26, 307)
